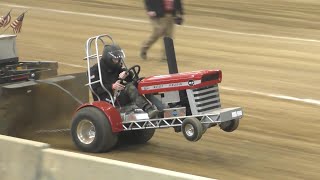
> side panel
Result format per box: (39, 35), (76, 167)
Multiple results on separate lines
(0, 35), (18, 64)
(76, 102), (123, 133)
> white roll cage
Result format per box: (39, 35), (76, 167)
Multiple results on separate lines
(84, 34), (127, 106)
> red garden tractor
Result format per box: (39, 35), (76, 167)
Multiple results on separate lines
(71, 34), (243, 153)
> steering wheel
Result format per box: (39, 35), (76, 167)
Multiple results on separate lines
(126, 65), (141, 82)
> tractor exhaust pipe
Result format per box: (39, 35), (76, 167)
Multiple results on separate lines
(164, 37), (178, 74)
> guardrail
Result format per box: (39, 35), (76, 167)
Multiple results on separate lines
(0, 135), (215, 180)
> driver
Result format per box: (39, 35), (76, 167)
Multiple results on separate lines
(90, 44), (159, 119)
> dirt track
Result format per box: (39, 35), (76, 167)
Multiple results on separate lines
(1, 1), (320, 179)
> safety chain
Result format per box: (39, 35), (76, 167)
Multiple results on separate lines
(35, 128), (70, 134)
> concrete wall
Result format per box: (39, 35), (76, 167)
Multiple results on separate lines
(40, 149), (213, 180)
(0, 135), (215, 180)
(0, 135), (49, 180)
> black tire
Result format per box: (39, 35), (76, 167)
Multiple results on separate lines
(219, 119), (240, 132)
(181, 117), (203, 142)
(71, 107), (118, 153)
(119, 129), (155, 144)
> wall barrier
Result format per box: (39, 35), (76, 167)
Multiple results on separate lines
(0, 135), (49, 180)
(0, 135), (215, 180)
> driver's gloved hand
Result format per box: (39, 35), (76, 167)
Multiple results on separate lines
(112, 80), (125, 91)
(119, 71), (129, 79)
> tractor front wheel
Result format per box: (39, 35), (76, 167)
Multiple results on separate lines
(219, 119), (240, 132)
(181, 117), (203, 142)
(71, 107), (118, 153)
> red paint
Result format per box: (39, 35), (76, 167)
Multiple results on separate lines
(138, 69), (222, 94)
(11, 75), (29, 81)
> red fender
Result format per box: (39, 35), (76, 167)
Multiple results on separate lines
(75, 101), (123, 133)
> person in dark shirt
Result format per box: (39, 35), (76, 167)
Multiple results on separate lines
(90, 44), (159, 119)
(140, 0), (184, 61)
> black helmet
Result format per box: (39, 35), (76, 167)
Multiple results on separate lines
(100, 44), (125, 71)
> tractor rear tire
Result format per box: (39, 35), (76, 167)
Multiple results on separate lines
(182, 117), (203, 142)
(219, 119), (239, 132)
(132, 129), (155, 144)
(71, 106), (118, 153)
(119, 129), (155, 144)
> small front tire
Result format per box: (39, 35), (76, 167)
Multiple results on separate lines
(181, 117), (203, 142)
(219, 119), (239, 132)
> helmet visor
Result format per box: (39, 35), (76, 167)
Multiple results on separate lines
(108, 49), (125, 60)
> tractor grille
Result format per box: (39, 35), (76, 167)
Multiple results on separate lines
(186, 85), (221, 115)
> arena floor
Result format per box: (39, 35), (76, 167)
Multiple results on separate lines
(1, 0), (320, 179)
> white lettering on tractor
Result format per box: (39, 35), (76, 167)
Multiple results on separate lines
(168, 82), (183, 87)
(141, 80), (201, 91)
